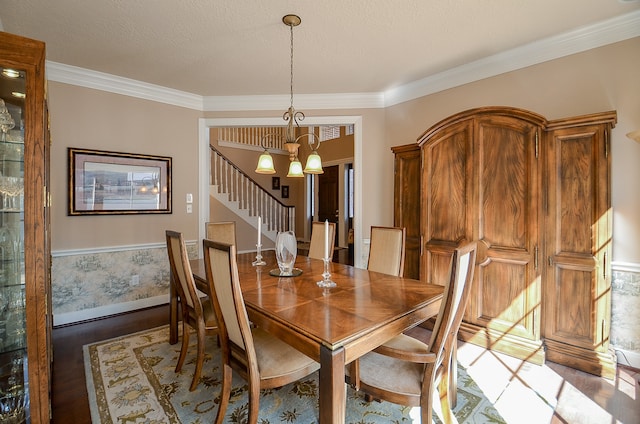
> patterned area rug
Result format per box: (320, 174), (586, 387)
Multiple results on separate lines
(84, 326), (505, 423)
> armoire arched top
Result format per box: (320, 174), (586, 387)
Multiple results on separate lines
(417, 106), (548, 146)
(417, 106), (617, 146)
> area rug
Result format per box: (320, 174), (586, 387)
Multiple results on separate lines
(84, 325), (505, 423)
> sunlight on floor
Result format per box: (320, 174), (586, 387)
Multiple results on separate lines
(455, 342), (630, 424)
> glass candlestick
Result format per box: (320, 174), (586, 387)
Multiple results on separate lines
(316, 258), (336, 288)
(252, 244), (266, 266)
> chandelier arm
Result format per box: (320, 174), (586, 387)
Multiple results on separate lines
(295, 131), (321, 151)
(259, 133), (284, 150)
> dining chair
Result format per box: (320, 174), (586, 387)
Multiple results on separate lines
(166, 230), (218, 391)
(367, 226), (406, 276)
(307, 221), (336, 260)
(203, 239), (320, 424)
(349, 240), (477, 424)
(359, 226), (408, 358)
(205, 221), (237, 246)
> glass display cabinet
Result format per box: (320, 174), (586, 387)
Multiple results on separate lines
(0, 32), (51, 423)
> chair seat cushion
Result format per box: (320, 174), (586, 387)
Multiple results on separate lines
(358, 350), (423, 398)
(381, 333), (430, 354)
(252, 328), (319, 380)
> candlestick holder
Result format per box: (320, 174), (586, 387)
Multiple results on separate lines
(252, 244), (266, 266)
(316, 258), (336, 288)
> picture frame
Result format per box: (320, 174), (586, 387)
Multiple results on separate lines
(281, 185), (289, 199)
(272, 176), (280, 190)
(68, 148), (172, 215)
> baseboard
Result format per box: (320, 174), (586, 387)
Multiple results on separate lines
(615, 348), (640, 370)
(53, 294), (168, 327)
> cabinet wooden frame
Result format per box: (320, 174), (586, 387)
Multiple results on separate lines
(68, 148), (172, 215)
(0, 31), (51, 424)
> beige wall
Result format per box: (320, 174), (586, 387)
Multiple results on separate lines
(48, 82), (202, 250)
(385, 37), (640, 263)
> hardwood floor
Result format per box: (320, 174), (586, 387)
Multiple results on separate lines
(52, 305), (639, 423)
(51, 305), (170, 424)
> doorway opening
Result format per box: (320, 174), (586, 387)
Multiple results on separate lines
(198, 116), (364, 267)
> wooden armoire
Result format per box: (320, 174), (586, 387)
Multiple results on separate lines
(393, 106), (616, 378)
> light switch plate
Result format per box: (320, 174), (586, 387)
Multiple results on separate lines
(186, 193), (193, 204)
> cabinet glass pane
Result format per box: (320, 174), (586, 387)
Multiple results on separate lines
(0, 64), (28, 423)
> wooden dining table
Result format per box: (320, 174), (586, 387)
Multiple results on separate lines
(169, 250), (444, 424)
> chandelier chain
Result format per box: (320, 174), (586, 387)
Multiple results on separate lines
(289, 23), (295, 109)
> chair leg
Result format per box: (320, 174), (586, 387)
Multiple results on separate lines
(175, 321), (189, 373)
(215, 363), (232, 424)
(421, 363), (437, 424)
(348, 359), (361, 391)
(450, 341), (458, 408)
(247, 376), (261, 424)
(438, 363), (458, 424)
(189, 325), (206, 391)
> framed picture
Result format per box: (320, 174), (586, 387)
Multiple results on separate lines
(272, 176), (280, 190)
(281, 185), (289, 199)
(68, 148), (172, 215)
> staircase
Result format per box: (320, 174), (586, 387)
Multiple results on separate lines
(209, 145), (294, 242)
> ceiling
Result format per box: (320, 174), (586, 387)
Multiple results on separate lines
(0, 1), (639, 100)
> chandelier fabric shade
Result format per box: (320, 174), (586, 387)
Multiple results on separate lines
(254, 14), (324, 177)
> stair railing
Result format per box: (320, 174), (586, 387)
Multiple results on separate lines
(209, 145), (294, 233)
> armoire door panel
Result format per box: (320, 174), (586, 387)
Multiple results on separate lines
(477, 123), (532, 249)
(471, 117), (541, 341)
(544, 123), (612, 356)
(548, 265), (598, 347)
(422, 121), (472, 246)
(556, 134), (595, 254)
(475, 256), (537, 339)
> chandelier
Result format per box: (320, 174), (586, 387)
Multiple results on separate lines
(255, 14), (323, 177)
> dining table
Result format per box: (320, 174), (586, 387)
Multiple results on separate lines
(169, 250), (444, 424)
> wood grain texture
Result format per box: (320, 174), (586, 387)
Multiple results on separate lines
(0, 31), (50, 424)
(187, 251), (444, 423)
(392, 144), (421, 280)
(411, 106), (616, 376)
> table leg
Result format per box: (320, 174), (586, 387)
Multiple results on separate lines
(318, 345), (346, 424)
(169, 271), (178, 344)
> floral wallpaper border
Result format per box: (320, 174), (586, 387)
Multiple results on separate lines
(51, 242), (198, 321)
(611, 267), (640, 358)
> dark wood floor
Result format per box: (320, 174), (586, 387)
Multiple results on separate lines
(51, 305), (170, 423)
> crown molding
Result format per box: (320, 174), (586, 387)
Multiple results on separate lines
(384, 10), (640, 106)
(45, 10), (639, 111)
(46, 61), (204, 110)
